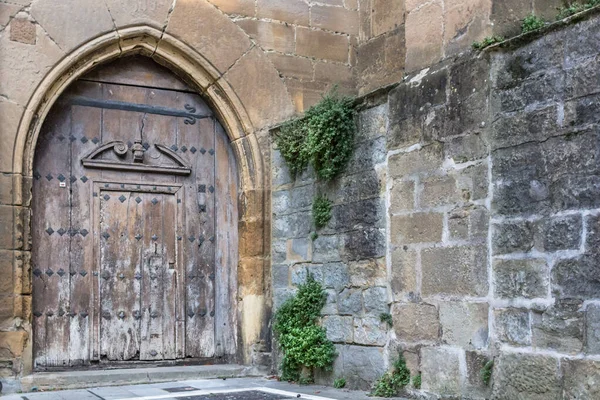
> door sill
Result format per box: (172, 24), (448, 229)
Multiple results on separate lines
(21, 364), (268, 392)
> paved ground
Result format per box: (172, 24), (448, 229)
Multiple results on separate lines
(1, 377), (378, 400)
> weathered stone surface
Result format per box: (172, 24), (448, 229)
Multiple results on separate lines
(286, 237), (312, 262)
(272, 211), (312, 239)
(494, 308), (531, 346)
(562, 358), (600, 399)
(492, 221), (534, 255)
(493, 258), (549, 299)
(0, 250), (14, 295)
(421, 245), (488, 297)
(586, 303), (600, 354)
(357, 29), (406, 94)
(314, 61), (354, 88)
(257, 0), (309, 25)
(208, 0), (255, 16)
(419, 175), (462, 208)
(492, 353), (560, 400)
(311, 5), (358, 35)
(345, 137), (386, 175)
(390, 180), (415, 213)
(338, 288), (363, 315)
(553, 254), (600, 298)
(371, 0), (404, 36)
(322, 315), (353, 343)
(447, 205), (489, 242)
(445, 134), (488, 164)
(363, 286), (388, 315)
(9, 18), (35, 45)
(421, 346), (462, 397)
(291, 263), (324, 286)
(0, 331), (27, 359)
(313, 235), (341, 262)
(390, 247), (417, 300)
(272, 264), (289, 289)
(273, 288), (297, 310)
(405, 0), (443, 72)
(348, 258), (386, 287)
(222, 47), (295, 128)
(439, 302), (488, 349)
(296, 27), (348, 63)
(329, 198), (383, 232)
(465, 350), (492, 398)
(565, 55), (600, 100)
(491, 106), (559, 151)
(534, 215), (582, 252)
(166, 0), (252, 73)
(493, 69), (565, 114)
(323, 262), (350, 291)
(585, 214), (600, 254)
(341, 228), (385, 261)
(358, 104), (388, 143)
(105, 0), (173, 28)
(388, 142), (444, 177)
(0, 4), (21, 31)
(392, 302), (439, 342)
(353, 316), (387, 346)
(0, 205), (14, 250)
(236, 19), (295, 53)
(532, 299), (584, 354)
(338, 345), (386, 390)
(268, 53), (314, 80)
(444, 0), (491, 56)
(335, 170), (382, 204)
(551, 174), (600, 213)
(391, 212), (443, 244)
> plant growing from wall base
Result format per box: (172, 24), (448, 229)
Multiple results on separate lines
(522, 14), (546, 33)
(557, 0), (600, 20)
(370, 353), (411, 397)
(333, 378), (346, 389)
(412, 373), (421, 389)
(274, 274), (337, 383)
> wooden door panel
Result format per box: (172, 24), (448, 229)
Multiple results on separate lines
(32, 57), (237, 369)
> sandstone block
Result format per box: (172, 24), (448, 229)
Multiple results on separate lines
(291, 263), (323, 286)
(357, 29), (405, 94)
(532, 299), (584, 354)
(392, 302), (439, 342)
(287, 237), (312, 262)
(553, 254), (600, 298)
(447, 205), (489, 242)
(166, 0), (252, 73)
(534, 214), (582, 252)
(421, 346), (462, 397)
(562, 358), (600, 399)
(314, 62), (354, 88)
(419, 175), (462, 208)
(390, 247), (417, 300)
(296, 27), (349, 63)
(490, 0), (531, 37)
(389, 180), (415, 213)
(492, 353), (560, 400)
(0, 4), (21, 31)
(492, 221), (534, 255)
(0, 205), (14, 250)
(0, 250), (13, 294)
(353, 317), (387, 346)
(444, 0), (492, 56)
(0, 331), (27, 359)
(444, 134), (488, 164)
(391, 212), (443, 244)
(357, 104), (388, 143)
(257, 0), (309, 25)
(348, 258), (386, 287)
(586, 303), (600, 354)
(10, 18), (35, 45)
(490, 106), (559, 150)
(105, 0), (174, 29)
(372, 0), (405, 36)
(439, 302), (489, 349)
(268, 54), (314, 80)
(236, 19), (295, 53)
(208, 0), (255, 16)
(405, 0), (443, 72)
(388, 142), (444, 178)
(421, 245), (488, 297)
(493, 258), (549, 299)
(311, 5), (359, 35)
(322, 315), (353, 343)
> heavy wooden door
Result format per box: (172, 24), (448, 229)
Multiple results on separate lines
(31, 57), (239, 369)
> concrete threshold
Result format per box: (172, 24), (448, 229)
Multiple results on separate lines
(19, 364), (267, 392)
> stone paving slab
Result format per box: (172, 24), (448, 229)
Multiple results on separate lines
(1, 378), (387, 400)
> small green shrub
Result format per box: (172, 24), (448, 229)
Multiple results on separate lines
(310, 232), (319, 241)
(333, 377), (346, 389)
(412, 373), (422, 389)
(274, 274), (337, 383)
(522, 14), (546, 33)
(312, 195), (332, 230)
(481, 359), (494, 386)
(557, 0), (600, 19)
(379, 313), (393, 327)
(273, 90), (356, 182)
(370, 353), (411, 397)
(472, 36), (505, 50)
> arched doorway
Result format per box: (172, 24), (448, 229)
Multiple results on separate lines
(30, 56), (239, 369)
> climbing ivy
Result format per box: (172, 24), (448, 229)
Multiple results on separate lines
(273, 274), (337, 383)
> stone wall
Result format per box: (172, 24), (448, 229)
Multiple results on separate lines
(271, 11), (600, 398)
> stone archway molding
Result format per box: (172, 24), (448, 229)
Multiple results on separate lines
(15, 25), (273, 375)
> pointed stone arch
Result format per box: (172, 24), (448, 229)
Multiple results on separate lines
(13, 25), (285, 376)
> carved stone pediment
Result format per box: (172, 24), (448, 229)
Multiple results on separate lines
(81, 141), (191, 175)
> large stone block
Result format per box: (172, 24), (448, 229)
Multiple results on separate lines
(208, 0), (255, 16)
(534, 214), (582, 252)
(562, 359), (600, 399)
(272, 211), (312, 239)
(0, 205), (14, 250)
(256, 0), (309, 25)
(0, 250), (14, 295)
(493, 69), (565, 114)
(286, 237), (312, 262)
(322, 315), (353, 343)
(391, 212), (443, 244)
(357, 103), (388, 143)
(357, 28), (406, 94)
(492, 353), (561, 400)
(371, 0), (405, 36)
(236, 19), (295, 53)
(329, 198), (383, 232)
(492, 221), (534, 255)
(447, 205), (489, 243)
(389, 180), (415, 213)
(338, 288), (363, 316)
(493, 258), (549, 299)
(419, 175), (462, 208)
(444, 133), (488, 164)
(10, 18), (35, 45)
(0, 331), (28, 359)
(439, 301), (488, 349)
(544, 130), (600, 181)
(363, 286), (388, 315)
(313, 235), (342, 262)
(348, 258), (386, 288)
(565, 51), (600, 100)
(444, 0), (492, 56)
(268, 53), (314, 80)
(564, 16), (600, 68)
(392, 302), (440, 342)
(105, 0), (174, 29)
(338, 345), (386, 390)
(553, 254), (600, 299)
(531, 299), (584, 354)
(353, 316), (387, 346)
(564, 94), (600, 129)
(493, 178), (551, 217)
(311, 5), (359, 35)
(421, 346), (462, 397)
(296, 27), (349, 63)
(391, 247), (417, 301)
(341, 228), (385, 261)
(345, 137), (387, 175)
(421, 245), (488, 297)
(323, 262), (350, 291)
(494, 308), (532, 346)
(388, 142), (444, 177)
(490, 106), (559, 150)
(465, 350), (492, 398)
(272, 264), (289, 289)
(586, 303), (600, 354)
(550, 174), (600, 213)
(457, 161), (490, 202)
(404, 0), (443, 72)
(335, 170), (382, 204)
